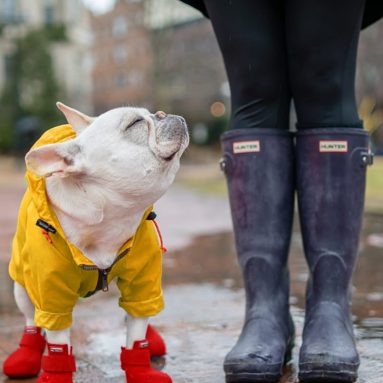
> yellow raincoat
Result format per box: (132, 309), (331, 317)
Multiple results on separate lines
(9, 125), (164, 331)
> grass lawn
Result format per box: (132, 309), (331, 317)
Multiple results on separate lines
(178, 153), (383, 213)
(366, 155), (383, 213)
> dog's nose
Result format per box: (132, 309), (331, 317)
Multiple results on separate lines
(155, 111), (167, 119)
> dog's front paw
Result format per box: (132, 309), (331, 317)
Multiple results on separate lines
(37, 344), (76, 383)
(3, 326), (46, 378)
(121, 341), (172, 383)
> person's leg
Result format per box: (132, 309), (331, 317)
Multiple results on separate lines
(204, 1), (295, 382)
(287, 0), (364, 128)
(286, 1), (371, 382)
(204, 0), (291, 130)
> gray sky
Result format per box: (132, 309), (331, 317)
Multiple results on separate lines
(81, 0), (115, 14)
(80, 0), (202, 27)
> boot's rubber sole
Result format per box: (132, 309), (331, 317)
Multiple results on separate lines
(299, 371), (357, 383)
(225, 371), (281, 383)
(299, 364), (358, 383)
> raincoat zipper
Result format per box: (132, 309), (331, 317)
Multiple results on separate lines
(79, 248), (130, 295)
(101, 269), (109, 291)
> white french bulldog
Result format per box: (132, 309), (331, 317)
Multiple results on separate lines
(4, 102), (189, 383)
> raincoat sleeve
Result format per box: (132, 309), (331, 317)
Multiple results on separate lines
(28, 248), (82, 331)
(9, 190), (33, 286)
(117, 221), (164, 317)
(9, 193), (81, 331)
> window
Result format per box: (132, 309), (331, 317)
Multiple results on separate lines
(3, 0), (18, 22)
(116, 73), (129, 87)
(113, 45), (128, 63)
(113, 16), (127, 37)
(129, 71), (143, 85)
(44, 5), (55, 25)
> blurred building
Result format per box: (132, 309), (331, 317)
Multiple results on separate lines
(90, 0), (153, 114)
(90, 0), (227, 127)
(152, 17), (228, 125)
(0, 0), (93, 113)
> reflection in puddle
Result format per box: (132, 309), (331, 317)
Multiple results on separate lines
(367, 233), (383, 248)
(358, 317), (383, 339)
(162, 212), (383, 341)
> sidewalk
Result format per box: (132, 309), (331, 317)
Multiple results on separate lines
(0, 159), (382, 382)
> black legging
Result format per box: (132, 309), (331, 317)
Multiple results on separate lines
(204, 0), (366, 130)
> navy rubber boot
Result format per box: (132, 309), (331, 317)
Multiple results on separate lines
(296, 128), (373, 383)
(221, 128), (295, 383)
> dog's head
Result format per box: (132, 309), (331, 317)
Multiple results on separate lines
(26, 102), (189, 210)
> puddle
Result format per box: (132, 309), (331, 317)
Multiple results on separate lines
(0, 208), (382, 382)
(162, 212), (383, 344)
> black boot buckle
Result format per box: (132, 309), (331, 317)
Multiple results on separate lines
(219, 158), (226, 172)
(361, 151), (374, 166)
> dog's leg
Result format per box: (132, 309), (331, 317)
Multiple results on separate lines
(14, 282), (71, 346)
(126, 315), (148, 348)
(14, 282), (35, 326)
(39, 328), (75, 382)
(126, 316), (166, 358)
(45, 328), (71, 346)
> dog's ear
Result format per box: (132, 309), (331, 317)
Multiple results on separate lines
(56, 102), (95, 134)
(25, 141), (83, 178)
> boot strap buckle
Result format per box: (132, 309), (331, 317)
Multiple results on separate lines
(361, 151), (374, 166)
(219, 158), (226, 172)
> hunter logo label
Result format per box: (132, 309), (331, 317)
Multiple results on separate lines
(319, 140), (348, 153)
(233, 140), (260, 154)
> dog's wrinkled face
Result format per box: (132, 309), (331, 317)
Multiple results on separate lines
(76, 107), (189, 197)
(26, 103), (189, 207)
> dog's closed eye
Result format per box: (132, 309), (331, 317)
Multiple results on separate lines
(122, 117), (149, 146)
(125, 118), (144, 131)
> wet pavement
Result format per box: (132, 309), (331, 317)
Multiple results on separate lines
(0, 158), (383, 382)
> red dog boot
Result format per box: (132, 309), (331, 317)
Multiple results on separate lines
(146, 325), (166, 357)
(3, 326), (46, 378)
(121, 340), (172, 383)
(37, 343), (76, 383)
